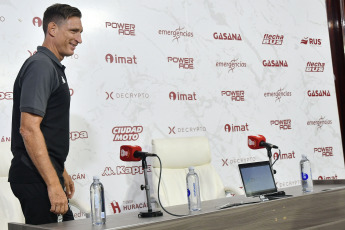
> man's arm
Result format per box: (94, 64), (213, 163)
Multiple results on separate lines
(63, 168), (75, 199)
(20, 112), (68, 215)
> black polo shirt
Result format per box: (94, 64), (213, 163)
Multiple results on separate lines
(9, 46), (70, 186)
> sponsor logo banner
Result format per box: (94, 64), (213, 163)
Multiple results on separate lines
(314, 147), (333, 157)
(224, 123), (249, 132)
(262, 60), (288, 67)
(270, 119), (292, 130)
(169, 91), (197, 101)
(318, 174), (338, 180)
(216, 58), (247, 73)
(102, 165), (152, 176)
(32, 17), (42, 27)
(264, 88), (292, 102)
(305, 62), (325, 72)
(222, 157), (256, 166)
(262, 34), (284, 45)
(307, 116), (332, 129)
(0, 92), (13, 100)
(70, 131), (88, 141)
(273, 151), (295, 160)
(105, 92), (150, 100)
(221, 90), (245, 101)
(167, 57), (194, 69)
(307, 90), (330, 97)
(112, 126), (143, 141)
(105, 22), (135, 36)
(168, 126), (206, 135)
(158, 26), (193, 42)
(300, 37), (322, 46)
(105, 54), (137, 64)
(213, 32), (242, 41)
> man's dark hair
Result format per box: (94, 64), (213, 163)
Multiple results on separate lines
(43, 4), (82, 35)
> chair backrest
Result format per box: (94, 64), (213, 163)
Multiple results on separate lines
(151, 136), (226, 207)
(0, 142), (25, 229)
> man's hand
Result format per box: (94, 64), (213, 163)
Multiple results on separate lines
(47, 184), (69, 215)
(63, 169), (75, 199)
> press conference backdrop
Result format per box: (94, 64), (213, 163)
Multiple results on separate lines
(0, 0), (344, 219)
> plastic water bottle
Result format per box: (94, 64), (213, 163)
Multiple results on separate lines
(90, 176), (106, 225)
(300, 154), (313, 193)
(186, 166), (201, 213)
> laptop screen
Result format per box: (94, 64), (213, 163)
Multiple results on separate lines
(238, 161), (277, 197)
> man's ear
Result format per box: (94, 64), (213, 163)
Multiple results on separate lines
(47, 22), (58, 37)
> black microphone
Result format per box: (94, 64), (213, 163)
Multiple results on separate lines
(259, 141), (278, 149)
(133, 151), (157, 159)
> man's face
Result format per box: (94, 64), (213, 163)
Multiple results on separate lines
(54, 16), (83, 60)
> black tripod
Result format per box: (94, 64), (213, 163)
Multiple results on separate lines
(138, 156), (163, 218)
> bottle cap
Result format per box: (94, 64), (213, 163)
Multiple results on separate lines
(188, 166), (195, 171)
(93, 175), (100, 180)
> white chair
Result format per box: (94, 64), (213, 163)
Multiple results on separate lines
(151, 136), (243, 208)
(0, 142), (25, 230)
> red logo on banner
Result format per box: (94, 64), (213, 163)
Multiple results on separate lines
(0, 92), (13, 100)
(27, 50), (37, 57)
(69, 88), (74, 96)
(216, 58), (247, 73)
(112, 126), (143, 141)
(224, 123), (249, 132)
(105, 92), (149, 100)
(71, 173), (86, 180)
(307, 90), (330, 97)
(305, 62), (325, 72)
(262, 60), (288, 67)
(273, 151), (295, 160)
(314, 147), (333, 157)
(222, 157), (256, 166)
(213, 32), (242, 41)
(277, 180), (300, 188)
(167, 57), (194, 69)
(111, 201), (122, 214)
(158, 26), (193, 42)
(102, 167), (116, 176)
(32, 17), (42, 27)
(221, 91), (245, 101)
(1, 136), (11, 142)
(69, 131), (88, 141)
(307, 116), (332, 129)
(168, 126), (206, 135)
(301, 37), (322, 46)
(105, 22), (135, 36)
(262, 34), (284, 45)
(169, 91), (197, 101)
(264, 88), (292, 102)
(270, 119), (292, 130)
(116, 165), (151, 175)
(318, 174), (338, 180)
(105, 54), (137, 64)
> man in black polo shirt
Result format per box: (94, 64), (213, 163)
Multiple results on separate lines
(9, 4), (83, 225)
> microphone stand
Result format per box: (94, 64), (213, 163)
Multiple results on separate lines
(138, 156), (163, 218)
(265, 147), (276, 174)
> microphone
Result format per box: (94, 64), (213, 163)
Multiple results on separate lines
(248, 135), (278, 149)
(120, 145), (156, 161)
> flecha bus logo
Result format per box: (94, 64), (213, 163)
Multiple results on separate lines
(305, 62), (325, 72)
(262, 34), (284, 45)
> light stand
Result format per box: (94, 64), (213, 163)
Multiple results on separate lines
(138, 156), (163, 218)
(265, 146), (277, 174)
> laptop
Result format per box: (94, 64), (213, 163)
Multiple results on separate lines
(238, 161), (279, 199)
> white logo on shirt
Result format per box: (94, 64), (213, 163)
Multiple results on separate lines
(61, 76), (66, 84)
